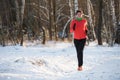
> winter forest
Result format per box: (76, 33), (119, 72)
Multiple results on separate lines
(0, 0), (120, 80)
(0, 0), (120, 46)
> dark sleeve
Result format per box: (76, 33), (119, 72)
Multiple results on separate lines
(85, 30), (88, 34)
(73, 23), (76, 30)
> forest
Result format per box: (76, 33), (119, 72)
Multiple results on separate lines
(0, 0), (120, 46)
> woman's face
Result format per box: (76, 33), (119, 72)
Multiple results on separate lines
(77, 12), (83, 18)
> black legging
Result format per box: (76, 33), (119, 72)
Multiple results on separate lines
(74, 38), (86, 67)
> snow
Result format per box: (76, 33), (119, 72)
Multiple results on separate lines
(0, 41), (120, 80)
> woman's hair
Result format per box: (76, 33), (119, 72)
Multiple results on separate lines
(75, 10), (83, 15)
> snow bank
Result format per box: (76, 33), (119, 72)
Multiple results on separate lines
(0, 41), (120, 80)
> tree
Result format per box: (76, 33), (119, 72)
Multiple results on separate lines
(115, 0), (120, 44)
(0, 0), (120, 46)
(19, 0), (25, 46)
(97, 0), (103, 45)
(103, 0), (116, 46)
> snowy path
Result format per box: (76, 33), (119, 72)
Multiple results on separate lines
(0, 42), (120, 80)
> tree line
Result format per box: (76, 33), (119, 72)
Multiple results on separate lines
(0, 0), (120, 46)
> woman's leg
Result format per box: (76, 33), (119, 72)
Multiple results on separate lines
(74, 39), (86, 68)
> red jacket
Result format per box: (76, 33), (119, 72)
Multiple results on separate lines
(70, 19), (88, 39)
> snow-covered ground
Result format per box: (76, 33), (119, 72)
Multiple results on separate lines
(0, 41), (120, 80)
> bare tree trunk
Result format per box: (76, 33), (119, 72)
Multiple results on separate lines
(69, 0), (75, 18)
(48, 0), (57, 41)
(14, 0), (25, 46)
(0, 0), (7, 46)
(87, 0), (97, 41)
(97, 0), (103, 45)
(52, 0), (57, 40)
(102, 0), (116, 46)
(109, 0), (116, 46)
(15, 0), (20, 26)
(48, 0), (52, 40)
(74, 0), (78, 11)
(37, 0), (46, 44)
(19, 0), (25, 46)
(115, 0), (120, 44)
(103, 0), (110, 44)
